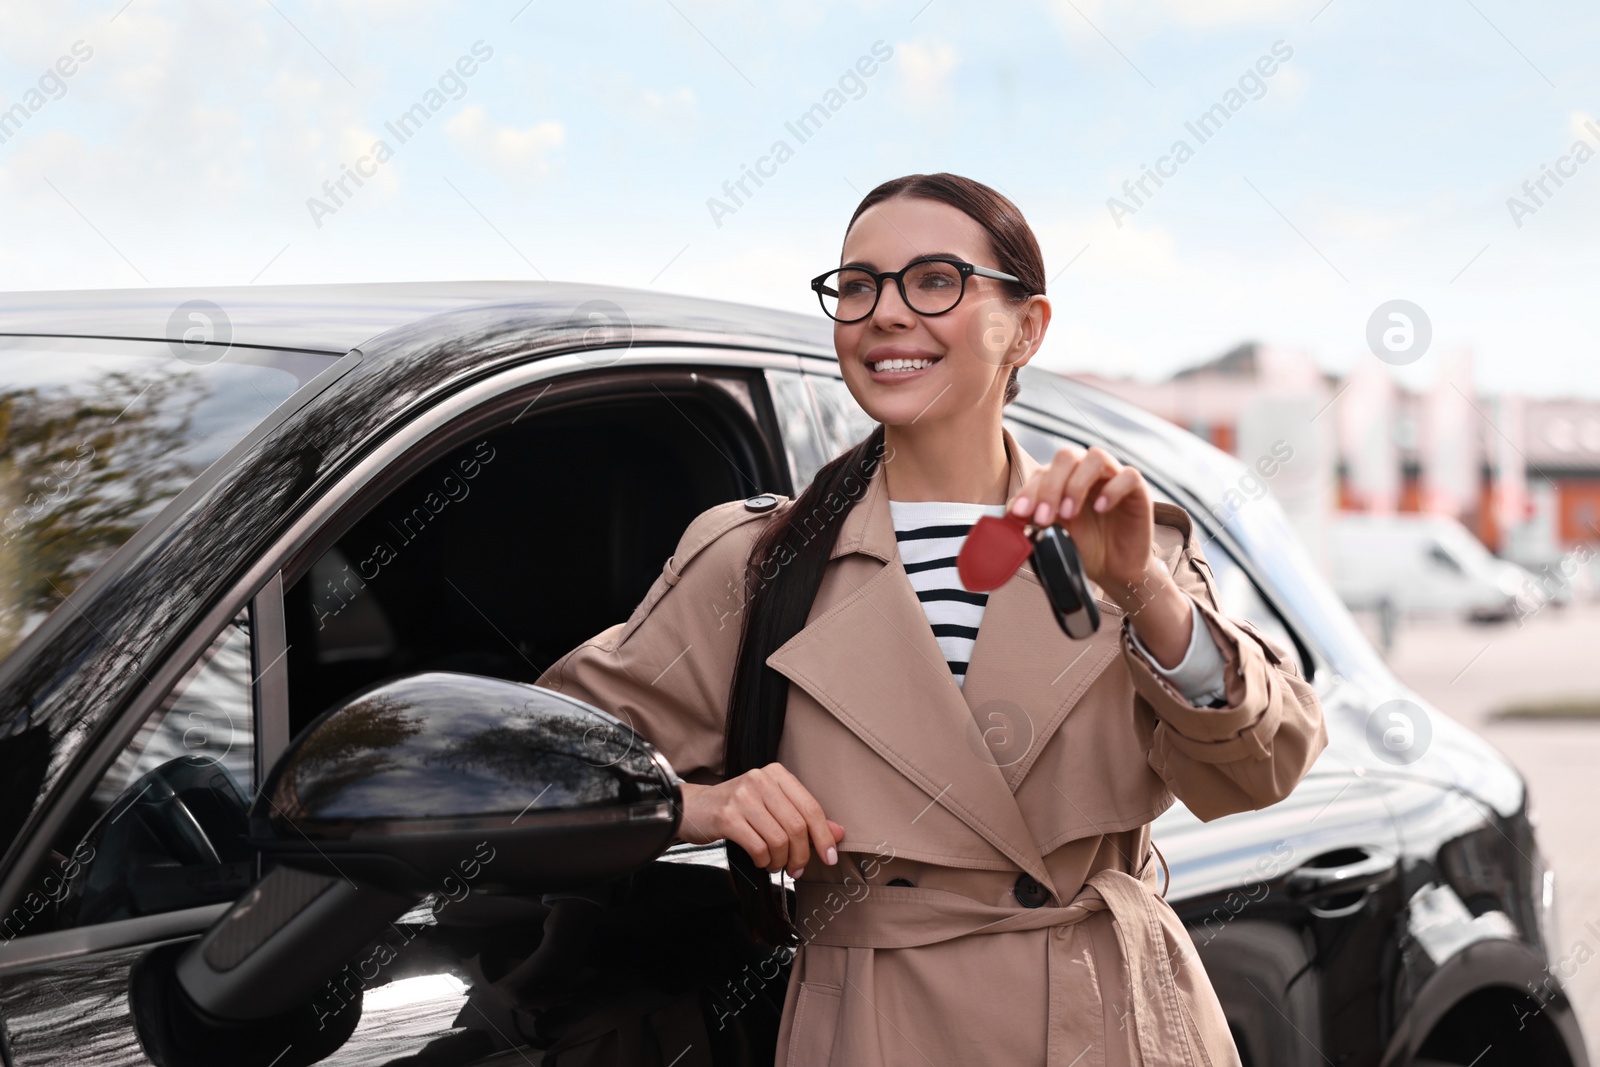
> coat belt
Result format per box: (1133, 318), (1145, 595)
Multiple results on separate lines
(791, 861), (1210, 1067)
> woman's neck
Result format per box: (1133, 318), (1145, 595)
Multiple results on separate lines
(882, 416), (1011, 505)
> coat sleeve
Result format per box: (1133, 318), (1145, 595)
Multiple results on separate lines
(1122, 502), (1329, 822)
(533, 498), (781, 787)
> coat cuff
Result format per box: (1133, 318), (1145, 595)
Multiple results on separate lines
(1121, 596), (1282, 764)
(1125, 594), (1228, 706)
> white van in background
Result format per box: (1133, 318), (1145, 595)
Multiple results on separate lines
(1329, 512), (1530, 621)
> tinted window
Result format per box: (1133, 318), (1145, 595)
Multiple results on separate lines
(766, 369), (876, 492)
(283, 394), (751, 734)
(5, 609), (256, 938)
(0, 339), (330, 665)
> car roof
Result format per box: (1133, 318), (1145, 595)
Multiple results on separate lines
(0, 279), (834, 356)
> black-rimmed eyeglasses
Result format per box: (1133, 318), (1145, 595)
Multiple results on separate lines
(809, 256), (1022, 323)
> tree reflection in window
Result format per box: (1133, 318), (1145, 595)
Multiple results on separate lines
(0, 365), (206, 661)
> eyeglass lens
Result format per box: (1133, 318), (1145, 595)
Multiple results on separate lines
(819, 260), (966, 320)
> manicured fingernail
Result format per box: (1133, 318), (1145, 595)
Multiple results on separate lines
(1060, 497), (1075, 520)
(1011, 496), (1030, 517)
(1034, 501), (1051, 525)
(793, 867), (805, 879)
(1094, 495), (1109, 512)
(826, 846), (837, 865)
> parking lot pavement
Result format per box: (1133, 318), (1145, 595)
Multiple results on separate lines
(1378, 601), (1600, 1056)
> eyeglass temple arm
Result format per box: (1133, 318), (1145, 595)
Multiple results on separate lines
(970, 264), (1021, 283)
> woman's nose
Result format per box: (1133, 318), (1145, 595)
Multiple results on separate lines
(869, 279), (918, 330)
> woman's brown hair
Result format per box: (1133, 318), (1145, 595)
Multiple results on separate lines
(722, 173), (1047, 945)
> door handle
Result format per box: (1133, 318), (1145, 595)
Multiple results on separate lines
(1287, 846), (1398, 916)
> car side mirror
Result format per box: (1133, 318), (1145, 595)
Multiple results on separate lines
(170, 670), (680, 1023)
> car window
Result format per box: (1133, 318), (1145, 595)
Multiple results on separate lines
(1004, 418), (1306, 674)
(767, 369), (830, 489)
(12, 608), (257, 937)
(767, 369), (877, 491)
(281, 385), (754, 736)
(1428, 542), (1465, 574)
(808, 372), (877, 457)
(0, 338), (328, 667)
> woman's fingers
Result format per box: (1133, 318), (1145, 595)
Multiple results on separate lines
(682, 774), (845, 878)
(1061, 448), (1121, 521)
(1009, 447), (1145, 526)
(767, 763), (842, 867)
(1093, 465), (1145, 514)
(733, 780), (794, 872)
(1020, 445), (1084, 525)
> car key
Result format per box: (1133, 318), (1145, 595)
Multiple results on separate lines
(957, 513), (1101, 640)
(1029, 523), (1100, 639)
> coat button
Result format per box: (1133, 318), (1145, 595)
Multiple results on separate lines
(1013, 873), (1049, 908)
(744, 494), (779, 512)
(887, 878), (914, 887)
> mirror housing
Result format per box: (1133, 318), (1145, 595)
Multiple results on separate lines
(173, 671), (681, 1021)
(250, 670), (681, 894)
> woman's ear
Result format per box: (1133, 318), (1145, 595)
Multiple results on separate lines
(1007, 293), (1052, 370)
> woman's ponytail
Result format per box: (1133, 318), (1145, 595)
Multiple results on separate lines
(722, 423), (887, 946)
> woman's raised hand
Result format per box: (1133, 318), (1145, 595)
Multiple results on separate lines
(677, 764), (845, 879)
(1008, 444), (1156, 597)
(1008, 443), (1196, 668)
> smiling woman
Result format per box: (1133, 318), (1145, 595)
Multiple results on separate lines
(538, 171), (1326, 1066)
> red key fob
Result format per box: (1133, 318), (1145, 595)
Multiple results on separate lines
(957, 514), (1101, 640)
(957, 513), (1034, 592)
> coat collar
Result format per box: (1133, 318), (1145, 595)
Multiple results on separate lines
(768, 424), (1127, 896)
(828, 424), (1037, 563)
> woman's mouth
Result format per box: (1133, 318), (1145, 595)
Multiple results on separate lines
(866, 355), (942, 378)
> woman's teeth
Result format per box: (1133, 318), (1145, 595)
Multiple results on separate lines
(869, 357), (937, 373)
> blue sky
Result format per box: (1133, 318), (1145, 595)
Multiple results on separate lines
(2, 0), (1598, 395)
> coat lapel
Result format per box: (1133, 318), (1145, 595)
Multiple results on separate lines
(764, 427), (1057, 890)
(960, 429), (1129, 793)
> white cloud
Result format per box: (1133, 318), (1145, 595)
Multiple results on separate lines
(892, 38), (958, 110)
(445, 105), (564, 181)
(633, 85), (698, 138)
(1258, 60), (1308, 113)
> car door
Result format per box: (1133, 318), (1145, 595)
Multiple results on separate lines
(258, 353), (794, 1066)
(0, 344), (799, 1067)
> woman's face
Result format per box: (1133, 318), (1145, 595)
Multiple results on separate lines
(832, 196), (1048, 428)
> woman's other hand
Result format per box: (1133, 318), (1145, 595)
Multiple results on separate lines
(677, 764), (845, 879)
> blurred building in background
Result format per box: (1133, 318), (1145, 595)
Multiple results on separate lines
(1071, 342), (1600, 576)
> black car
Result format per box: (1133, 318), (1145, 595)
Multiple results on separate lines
(0, 282), (1585, 1067)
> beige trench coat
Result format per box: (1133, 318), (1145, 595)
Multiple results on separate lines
(535, 426), (1327, 1067)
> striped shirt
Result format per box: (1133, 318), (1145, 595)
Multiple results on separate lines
(889, 499), (1008, 687)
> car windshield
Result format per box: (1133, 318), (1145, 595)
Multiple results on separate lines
(0, 338), (334, 665)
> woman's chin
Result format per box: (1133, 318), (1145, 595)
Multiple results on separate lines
(858, 395), (949, 427)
